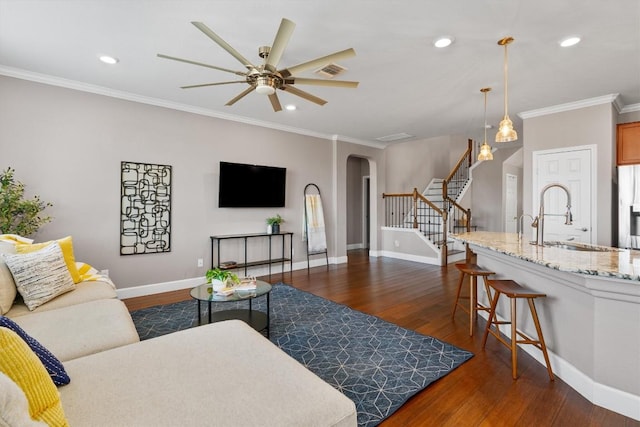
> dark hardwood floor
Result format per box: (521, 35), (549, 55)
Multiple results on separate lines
(123, 250), (640, 426)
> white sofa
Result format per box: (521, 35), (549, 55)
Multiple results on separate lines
(4, 276), (357, 426)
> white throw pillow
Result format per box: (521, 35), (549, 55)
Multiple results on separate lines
(2, 242), (75, 311)
(0, 371), (48, 426)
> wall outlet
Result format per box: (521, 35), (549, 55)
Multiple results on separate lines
(100, 269), (109, 277)
(197, 258), (204, 267)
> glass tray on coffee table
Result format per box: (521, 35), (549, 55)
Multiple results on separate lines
(190, 280), (272, 337)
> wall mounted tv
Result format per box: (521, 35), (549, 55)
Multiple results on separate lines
(218, 161), (286, 208)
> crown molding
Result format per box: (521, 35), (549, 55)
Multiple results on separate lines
(518, 94), (622, 119)
(0, 65), (381, 149)
(620, 102), (640, 114)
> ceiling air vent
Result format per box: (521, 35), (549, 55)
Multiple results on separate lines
(375, 133), (414, 143)
(315, 63), (347, 79)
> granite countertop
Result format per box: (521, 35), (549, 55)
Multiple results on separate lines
(451, 231), (640, 282)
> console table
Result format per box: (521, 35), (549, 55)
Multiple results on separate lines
(210, 232), (293, 276)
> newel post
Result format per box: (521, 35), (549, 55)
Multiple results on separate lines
(412, 188), (418, 229)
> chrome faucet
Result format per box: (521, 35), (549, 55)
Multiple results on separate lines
(533, 183), (573, 246)
(517, 214), (536, 243)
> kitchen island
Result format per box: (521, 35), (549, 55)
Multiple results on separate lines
(451, 232), (640, 421)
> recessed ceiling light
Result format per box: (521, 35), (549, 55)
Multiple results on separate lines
(99, 55), (119, 65)
(560, 36), (581, 47)
(285, 104), (297, 111)
(434, 37), (454, 48)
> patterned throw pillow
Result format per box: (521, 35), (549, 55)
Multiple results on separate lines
(0, 328), (69, 426)
(2, 242), (76, 311)
(0, 316), (70, 386)
(16, 236), (81, 283)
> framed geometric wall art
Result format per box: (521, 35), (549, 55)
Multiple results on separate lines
(120, 161), (172, 255)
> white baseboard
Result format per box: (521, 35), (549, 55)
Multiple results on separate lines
(378, 250), (441, 266)
(117, 277), (203, 300)
(116, 256), (345, 300)
(347, 243), (364, 250)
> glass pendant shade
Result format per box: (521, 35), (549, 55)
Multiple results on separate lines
(496, 36), (518, 143)
(478, 87), (493, 161)
(496, 115), (518, 142)
(478, 141), (493, 161)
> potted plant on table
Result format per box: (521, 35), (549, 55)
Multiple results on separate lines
(266, 214), (284, 234)
(206, 268), (239, 292)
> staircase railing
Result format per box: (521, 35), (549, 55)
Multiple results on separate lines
(382, 139), (476, 265)
(382, 188), (448, 263)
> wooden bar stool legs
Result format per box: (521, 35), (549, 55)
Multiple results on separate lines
(452, 263), (495, 336)
(482, 279), (554, 381)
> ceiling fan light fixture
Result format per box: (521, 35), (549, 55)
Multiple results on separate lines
(255, 76), (277, 95)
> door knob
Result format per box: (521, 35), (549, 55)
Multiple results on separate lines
(579, 227), (588, 232)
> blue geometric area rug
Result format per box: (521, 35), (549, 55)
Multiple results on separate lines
(131, 283), (473, 427)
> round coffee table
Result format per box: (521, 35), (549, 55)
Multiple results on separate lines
(190, 280), (272, 337)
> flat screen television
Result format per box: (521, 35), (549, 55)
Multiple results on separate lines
(218, 161), (286, 208)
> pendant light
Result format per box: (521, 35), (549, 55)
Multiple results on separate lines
(496, 36), (518, 142)
(478, 87), (493, 161)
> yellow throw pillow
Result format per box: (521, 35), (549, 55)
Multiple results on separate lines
(0, 328), (69, 426)
(17, 236), (81, 283)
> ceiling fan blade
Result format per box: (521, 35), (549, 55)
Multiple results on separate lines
(191, 21), (256, 70)
(279, 48), (356, 78)
(268, 93), (283, 112)
(280, 85), (327, 106)
(264, 18), (295, 72)
(181, 81), (247, 89)
(157, 54), (247, 76)
(284, 77), (359, 88)
(226, 85), (256, 106)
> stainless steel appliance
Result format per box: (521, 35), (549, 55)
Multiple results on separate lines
(618, 165), (640, 249)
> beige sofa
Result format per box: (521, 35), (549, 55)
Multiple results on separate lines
(4, 276), (357, 426)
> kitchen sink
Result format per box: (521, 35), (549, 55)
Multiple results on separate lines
(542, 241), (620, 252)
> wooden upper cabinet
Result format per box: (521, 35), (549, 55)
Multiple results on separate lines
(617, 121), (640, 165)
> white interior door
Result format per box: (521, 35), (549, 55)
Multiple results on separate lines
(505, 173), (518, 233)
(533, 146), (594, 243)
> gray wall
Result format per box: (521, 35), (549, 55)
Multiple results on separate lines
(0, 75), (384, 288)
(384, 135), (467, 193)
(469, 146), (521, 231)
(522, 103), (616, 245)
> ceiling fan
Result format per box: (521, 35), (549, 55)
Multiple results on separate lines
(157, 18), (358, 112)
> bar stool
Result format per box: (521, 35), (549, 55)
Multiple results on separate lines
(451, 263), (495, 336)
(482, 279), (554, 381)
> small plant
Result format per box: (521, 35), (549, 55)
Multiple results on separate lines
(266, 214), (283, 226)
(0, 167), (52, 236)
(206, 268), (239, 284)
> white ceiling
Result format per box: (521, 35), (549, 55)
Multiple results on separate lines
(1, 1), (639, 147)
